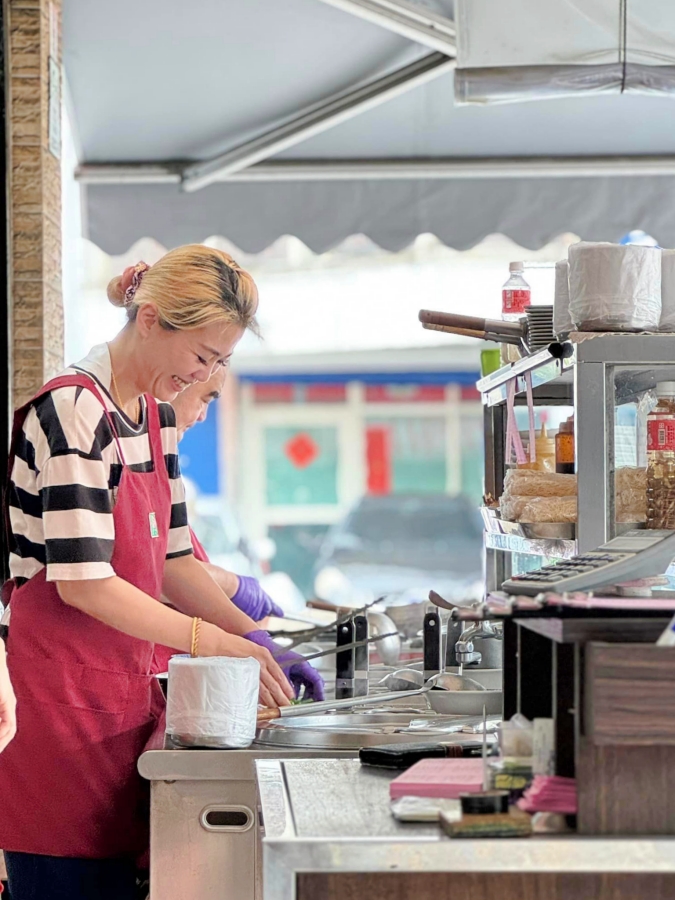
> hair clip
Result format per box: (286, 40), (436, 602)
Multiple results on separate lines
(121, 261), (150, 305)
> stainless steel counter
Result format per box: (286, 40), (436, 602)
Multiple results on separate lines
(138, 707), (496, 900)
(139, 737), (355, 900)
(257, 758), (675, 900)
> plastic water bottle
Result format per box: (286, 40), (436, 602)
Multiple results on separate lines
(646, 382), (675, 529)
(501, 262), (531, 364)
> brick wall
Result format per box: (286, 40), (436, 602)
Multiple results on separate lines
(6, 0), (63, 407)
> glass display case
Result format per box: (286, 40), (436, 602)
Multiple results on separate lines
(477, 334), (675, 593)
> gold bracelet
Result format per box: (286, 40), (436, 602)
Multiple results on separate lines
(190, 617), (203, 658)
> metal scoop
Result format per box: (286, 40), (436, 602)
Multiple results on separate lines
(379, 668), (485, 693)
(428, 672), (486, 692)
(378, 668), (425, 692)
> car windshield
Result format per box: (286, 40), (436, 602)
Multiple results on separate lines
(345, 497), (481, 544)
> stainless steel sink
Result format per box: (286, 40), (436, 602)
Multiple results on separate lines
(254, 710), (493, 750)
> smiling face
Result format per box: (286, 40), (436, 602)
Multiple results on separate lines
(173, 366), (228, 440)
(135, 304), (244, 402)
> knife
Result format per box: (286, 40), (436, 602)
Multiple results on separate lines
(276, 632), (399, 669)
(423, 608), (442, 682)
(335, 619), (355, 700)
(353, 614), (369, 697)
(269, 596), (386, 650)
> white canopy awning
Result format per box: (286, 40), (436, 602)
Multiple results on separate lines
(64, 0), (675, 254)
(455, 0), (675, 104)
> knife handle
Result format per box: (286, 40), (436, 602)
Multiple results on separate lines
(423, 610), (442, 681)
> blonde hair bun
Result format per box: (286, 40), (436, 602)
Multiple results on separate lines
(108, 245), (259, 334)
(107, 276), (127, 308)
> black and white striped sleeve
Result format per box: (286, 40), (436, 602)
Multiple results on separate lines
(33, 386), (116, 582)
(158, 402), (193, 560)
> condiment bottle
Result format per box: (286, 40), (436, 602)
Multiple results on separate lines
(647, 382), (675, 529)
(555, 416), (575, 474)
(518, 423), (556, 473)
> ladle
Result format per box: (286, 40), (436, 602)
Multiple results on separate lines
(378, 668), (424, 692)
(379, 668), (485, 693)
(429, 672), (486, 692)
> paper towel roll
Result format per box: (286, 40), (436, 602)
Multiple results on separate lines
(661, 249), (675, 332)
(568, 242), (661, 332)
(553, 260), (572, 338)
(166, 655), (260, 749)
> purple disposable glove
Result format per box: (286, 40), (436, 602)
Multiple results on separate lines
(232, 576), (284, 621)
(245, 630), (325, 701)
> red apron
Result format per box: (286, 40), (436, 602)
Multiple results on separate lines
(151, 527), (207, 673)
(190, 528), (209, 564)
(0, 374), (171, 859)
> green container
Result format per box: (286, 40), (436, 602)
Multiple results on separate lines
(481, 348), (501, 377)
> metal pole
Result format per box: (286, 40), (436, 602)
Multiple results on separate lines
(76, 154), (675, 185)
(180, 52), (455, 191)
(314, 0), (456, 54)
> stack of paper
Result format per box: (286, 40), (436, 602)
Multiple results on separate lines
(389, 758), (485, 800)
(517, 776), (577, 815)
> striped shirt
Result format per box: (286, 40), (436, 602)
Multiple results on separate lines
(7, 344), (193, 584)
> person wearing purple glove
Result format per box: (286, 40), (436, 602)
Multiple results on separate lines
(246, 630), (325, 701)
(173, 368), (283, 622)
(169, 369), (326, 703)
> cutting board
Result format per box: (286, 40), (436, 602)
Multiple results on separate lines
(389, 758), (485, 799)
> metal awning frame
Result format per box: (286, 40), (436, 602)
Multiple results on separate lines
(312, 0), (456, 54)
(76, 155), (675, 184)
(76, 0), (457, 190)
(180, 50), (455, 191)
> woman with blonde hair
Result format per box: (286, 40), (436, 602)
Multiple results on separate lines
(0, 245), (323, 900)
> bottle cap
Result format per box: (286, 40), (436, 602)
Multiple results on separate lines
(509, 261), (524, 273)
(460, 791), (510, 815)
(559, 415), (575, 433)
(657, 382), (675, 396)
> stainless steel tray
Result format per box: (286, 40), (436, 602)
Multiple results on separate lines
(254, 711), (477, 750)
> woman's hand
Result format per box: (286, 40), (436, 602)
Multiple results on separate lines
(245, 630), (325, 701)
(201, 624), (294, 709)
(0, 642), (17, 752)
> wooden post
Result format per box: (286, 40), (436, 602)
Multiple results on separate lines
(5, 0), (63, 408)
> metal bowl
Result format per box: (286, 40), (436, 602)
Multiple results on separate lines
(520, 522), (576, 540)
(367, 611), (402, 666)
(426, 689), (502, 717)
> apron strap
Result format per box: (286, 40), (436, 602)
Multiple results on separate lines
(144, 395), (168, 477)
(3, 374), (128, 586)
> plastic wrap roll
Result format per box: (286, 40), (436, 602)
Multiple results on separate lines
(661, 250), (675, 332)
(553, 260), (572, 338)
(166, 655), (260, 749)
(568, 242), (661, 332)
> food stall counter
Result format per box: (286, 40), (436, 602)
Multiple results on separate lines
(257, 758), (675, 900)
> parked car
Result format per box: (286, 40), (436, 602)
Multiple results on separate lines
(313, 493), (484, 609)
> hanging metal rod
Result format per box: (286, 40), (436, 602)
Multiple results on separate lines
(179, 52), (455, 192)
(314, 0), (456, 55)
(76, 155), (675, 185)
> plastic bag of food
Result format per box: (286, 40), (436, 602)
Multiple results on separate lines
(503, 469), (578, 498)
(519, 496), (577, 523)
(615, 466), (647, 523)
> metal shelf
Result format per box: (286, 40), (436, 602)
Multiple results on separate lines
(485, 532), (578, 559)
(478, 334), (675, 408)
(477, 342), (575, 407)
